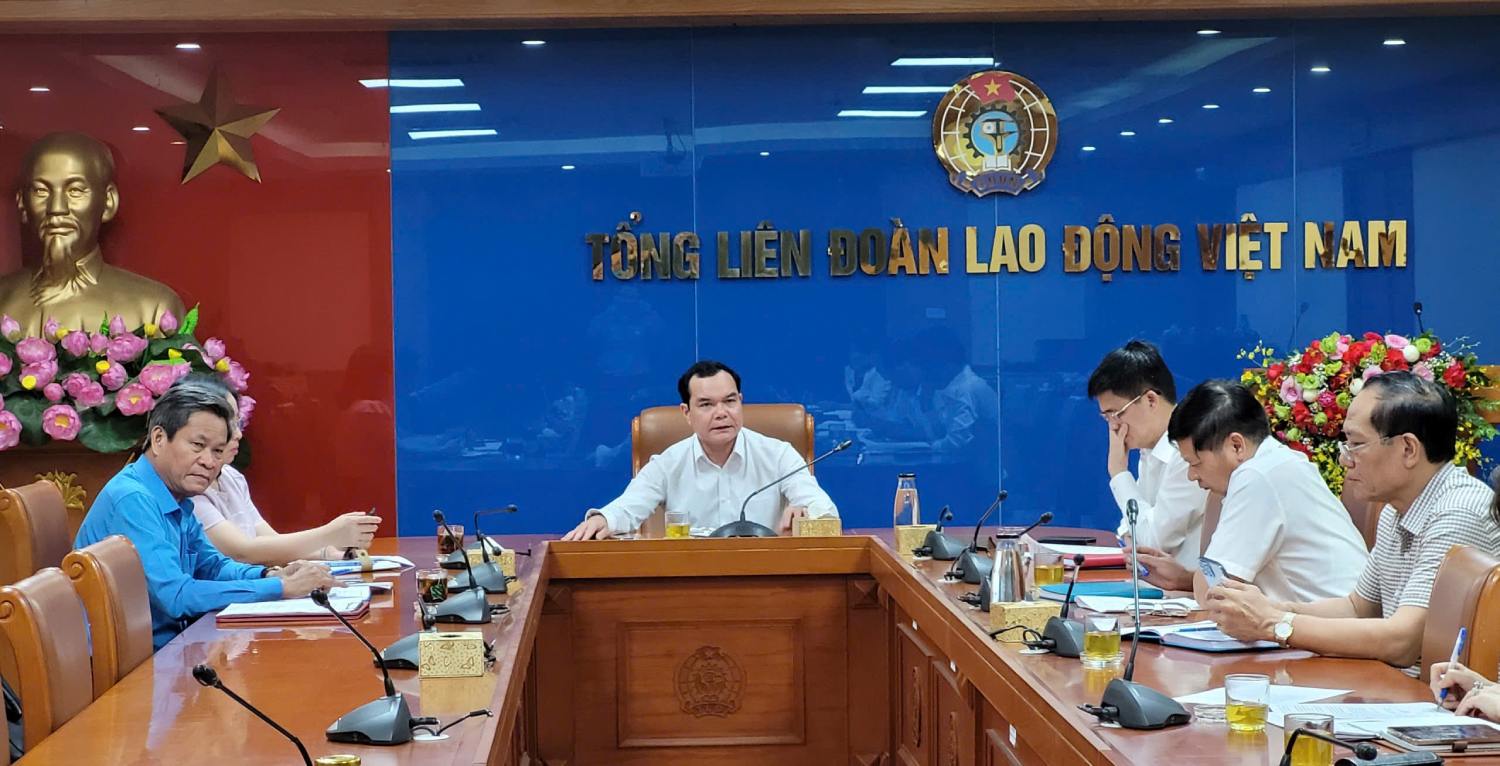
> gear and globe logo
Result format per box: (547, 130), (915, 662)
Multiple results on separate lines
(932, 71), (1058, 197)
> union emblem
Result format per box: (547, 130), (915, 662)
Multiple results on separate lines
(675, 645), (744, 718)
(932, 70), (1058, 197)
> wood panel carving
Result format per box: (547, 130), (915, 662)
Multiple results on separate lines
(910, 666), (923, 747)
(676, 645), (744, 718)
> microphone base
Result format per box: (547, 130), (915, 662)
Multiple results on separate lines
(433, 589), (492, 625)
(379, 632), (421, 670)
(447, 562), (509, 594)
(438, 550), (467, 570)
(924, 531), (968, 561)
(1041, 617), (1085, 658)
(1097, 678), (1190, 730)
(957, 549), (993, 585)
(708, 520), (778, 538)
(326, 693), (413, 746)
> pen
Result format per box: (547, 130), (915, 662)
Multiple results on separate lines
(1439, 627), (1467, 701)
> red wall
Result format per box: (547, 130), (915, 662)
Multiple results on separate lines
(0, 33), (395, 533)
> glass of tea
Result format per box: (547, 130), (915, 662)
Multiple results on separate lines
(1283, 713), (1334, 765)
(665, 510), (691, 539)
(1225, 673), (1271, 732)
(437, 524), (465, 556)
(1081, 615), (1122, 669)
(415, 569), (448, 604)
(1033, 550), (1066, 587)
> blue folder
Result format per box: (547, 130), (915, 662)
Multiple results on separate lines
(1039, 581), (1165, 601)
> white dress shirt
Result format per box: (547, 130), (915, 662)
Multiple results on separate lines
(1109, 431), (1208, 569)
(593, 428), (839, 535)
(1203, 438), (1369, 603)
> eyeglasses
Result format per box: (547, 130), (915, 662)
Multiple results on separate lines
(1337, 435), (1393, 462)
(1100, 391), (1147, 421)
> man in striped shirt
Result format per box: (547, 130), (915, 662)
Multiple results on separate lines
(1207, 371), (1499, 672)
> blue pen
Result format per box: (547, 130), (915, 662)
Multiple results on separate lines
(1439, 627), (1468, 701)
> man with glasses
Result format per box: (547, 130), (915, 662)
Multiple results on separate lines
(1206, 371), (1497, 673)
(1087, 341), (1209, 589)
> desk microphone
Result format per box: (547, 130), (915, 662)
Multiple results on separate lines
(1281, 726), (1441, 765)
(432, 510), (491, 624)
(310, 587), (414, 745)
(946, 490), (1007, 583)
(709, 439), (852, 538)
(921, 506), (964, 559)
(1413, 301), (1426, 336)
(1080, 499), (1189, 729)
(193, 664), (313, 766)
(1038, 554), (1088, 657)
(449, 506), (514, 594)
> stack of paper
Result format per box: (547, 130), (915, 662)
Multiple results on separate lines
(1272, 702), (1497, 739)
(1073, 595), (1199, 613)
(320, 555), (416, 576)
(1037, 543), (1126, 568)
(216, 592), (369, 627)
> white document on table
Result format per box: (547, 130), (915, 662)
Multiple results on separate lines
(1175, 685), (1350, 707)
(1271, 702), (1493, 738)
(218, 595), (367, 618)
(1121, 619), (1216, 637)
(1074, 595), (1199, 613)
(1040, 543), (1126, 557)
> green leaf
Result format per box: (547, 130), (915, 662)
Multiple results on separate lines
(95, 392), (118, 417)
(147, 334), (192, 360)
(180, 305), (200, 338)
(6, 395), (49, 447)
(79, 413), (146, 453)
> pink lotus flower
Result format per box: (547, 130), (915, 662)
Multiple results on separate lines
(60, 330), (89, 358)
(172, 363), (192, 384)
(115, 383), (155, 416)
(74, 381), (105, 409)
(61, 372), (91, 398)
(43, 317), (60, 340)
(237, 395), (256, 428)
(0, 411), (20, 450)
(89, 332), (109, 355)
(1384, 334), (1409, 350)
(1279, 377), (1302, 405)
(138, 363), (179, 396)
(1413, 362), (1435, 382)
(100, 362), (128, 391)
(159, 310), (180, 336)
(106, 333), (149, 364)
(108, 315), (127, 336)
(220, 359), (250, 393)
(0, 352), (10, 377)
(0, 315), (19, 342)
(21, 359), (58, 389)
(43, 383), (64, 403)
(41, 404), (81, 440)
(202, 338), (226, 363)
(15, 337), (57, 364)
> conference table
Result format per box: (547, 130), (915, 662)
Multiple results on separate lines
(16, 529), (1497, 765)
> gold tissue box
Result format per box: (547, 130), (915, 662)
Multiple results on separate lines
(418, 631), (486, 678)
(792, 516), (843, 537)
(464, 541), (512, 575)
(894, 524), (937, 557)
(988, 600), (1061, 635)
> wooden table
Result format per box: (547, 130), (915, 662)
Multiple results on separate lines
(15, 529), (1495, 765)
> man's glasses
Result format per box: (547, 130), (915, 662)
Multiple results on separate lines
(1338, 435), (1394, 462)
(1100, 391), (1147, 421)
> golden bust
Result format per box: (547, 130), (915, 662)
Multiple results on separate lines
(0, 132), (185, 336)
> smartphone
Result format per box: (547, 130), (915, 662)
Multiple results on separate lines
(1036, 535), (1096, 545)
(1199, 557), (1228, 588)
(1386, 724), (1500, 747)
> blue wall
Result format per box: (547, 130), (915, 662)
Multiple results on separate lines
(389, 19), (1500, 536)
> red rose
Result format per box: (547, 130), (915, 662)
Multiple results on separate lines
(1431, 340), (1443, 355)
(1364, 332), (1382, 342)
(1267, 363), (1285, 380)
(1286, 440), (1312, 455)
(1444, 362), (1467, 388)
(1305, 348), (1325, 365)
(1344, 342), (1368, 366)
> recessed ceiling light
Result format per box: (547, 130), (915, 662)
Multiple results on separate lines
(29, 86), (50, 93)
(1119, 130), (1136, 137)
(1202, 103), (1220, 109)
(131, 126), (150, 132)
(759, 151), (771, 157)
(1310, 65), (1331, 74)
(360, 78), (465, 89)
(407, 128), (498, 140)
(388, 103), (482, 114)
(1253, 87), (1272, 94)
(1383, 38), (1406, 46)
(1081, 146), (1097, 152)
(862, 85), (953, 94)
(890, 57), (995, 67)
(170, 140), (184, 145)
(522, 40), (546, 47)
(837, 109), (927, 118)
(175, 42), (201, 51)
(1157, 118), (1173, 124)
(561, 164), (576, 170)
(1198, 29), (1221, 36)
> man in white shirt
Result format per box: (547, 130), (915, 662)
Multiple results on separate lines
(1168, 379), (1368, 604)
(1087, 341), (1209, 590)
(1207, 372), (1499, 672)
(562, 361), (838, 540)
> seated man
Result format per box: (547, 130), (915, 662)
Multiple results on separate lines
(1087, 340), (1210, 589)
(1168, 379), (1368, 604)
(75, 380), (337, 649)
(1208, 372), (1498, 672)
(564, 360), (838, 540)
(192, 386), (381, 566)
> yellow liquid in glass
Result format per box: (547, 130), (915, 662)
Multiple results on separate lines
(1288, 738), (1332, 766)
(1225, 702), (1268, 732)
(1034, 562), (1065, 586)
(1081, 631), (1121, 667)
(665, 523), (692, 539)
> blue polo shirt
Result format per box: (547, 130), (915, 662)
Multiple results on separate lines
(75, 457), (283, 649)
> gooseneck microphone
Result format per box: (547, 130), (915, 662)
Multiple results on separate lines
(922, 506), (967, 560)
(449, 506), (515, 594)
(1279, 726), (1382, 765)
(1413, 300), (1426, 335)
(1039, 554), (1088, 657)
(709, 439), (852, 538)
(432, 510), (491, 624)
(309, 587), (414, 745)
(1080, 499), (1190, 730)
(946, 490), (1007, 582)
(193, 664), (313, 766)
(975, 511), (1054, 608)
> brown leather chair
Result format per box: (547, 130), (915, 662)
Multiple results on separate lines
(0, 568), (93, 752)
(1338, 491), (1382, 551)
(1420, 545), (1500, 681)
(0, 481), (71, 587)
(630, 404), (815, 537)
(62, 536), (153, 699)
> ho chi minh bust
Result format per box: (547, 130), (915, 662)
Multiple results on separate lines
(0, 132), (185, 336)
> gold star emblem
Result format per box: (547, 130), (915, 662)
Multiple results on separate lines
(156, 69), (280, 184)
(984, 81), (1001, 96)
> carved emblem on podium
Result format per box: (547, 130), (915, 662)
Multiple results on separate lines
(36, 471), (86, 514)
(675, 645), (744, 718)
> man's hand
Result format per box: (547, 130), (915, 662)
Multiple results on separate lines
(276, 562), (338, 598)
(562, 513), (613, 541)
(326, 512), (382, 550)
(1205, 579), (1281, 642)
(1432, 661), (1491, 709)
(1136, 546), (1194, 591)
(1107, 420), (1130, 478)
(778, 506), (808, 535)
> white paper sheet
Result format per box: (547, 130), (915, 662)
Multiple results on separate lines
(1039, 543), (1126, 557)
(1270, 702), (1496, 738)
(1073, 595), (1199, 613)
(218, 595), (367, 618)
(1121, 619), (1217, 637)
(1174, 685), (1350, 707)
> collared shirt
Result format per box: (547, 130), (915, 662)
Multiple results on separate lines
(594, 428), (838, 535)
(192, 465), (265, 538)
(1355, 463), (1500, 617)
(1109, 431), (1209, 569)
(1203, 438), (1369, 603)
(930, 365), (998, 453)
(75, 458), (282, 650)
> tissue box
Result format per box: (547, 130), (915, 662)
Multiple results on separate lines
(464, 540), (510, 572)
(418, 631), (486, 678)
(792, 516), (843, 537)
(988, 600), (1060, 635)
(894, 524), (936, 557)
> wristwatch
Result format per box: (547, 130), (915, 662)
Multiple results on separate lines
(1273, 612), (1296, 646)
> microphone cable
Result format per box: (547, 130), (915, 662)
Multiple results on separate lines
(410, 709), (494, 738)
(988, 624), (1046, 646)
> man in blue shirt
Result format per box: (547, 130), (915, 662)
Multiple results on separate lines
(76, 380), (336, 649)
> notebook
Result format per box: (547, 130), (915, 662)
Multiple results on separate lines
(1122, 620), (1279, 652)
(216, 592), (369, 626)
(1040, 581), (1164, 601)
